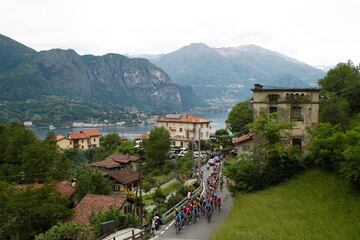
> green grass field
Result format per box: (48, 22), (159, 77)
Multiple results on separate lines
(211, 170), (360, 240)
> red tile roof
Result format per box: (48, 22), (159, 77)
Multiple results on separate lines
(63, 129), (102, 140)
(69, 132), (88, 140)
(68, 194), (126, 224)
(55, 181), (76, 198)
(90, 154), (140, 169)
(234, 133), (254, 145)
(14, 183), (44, 191)
(81, 129), (101, 137)
(157, 114), (210, 124)
(135, 133), (149, 141)
(105, 169), (140, 186)
(56, 135), (65, 141)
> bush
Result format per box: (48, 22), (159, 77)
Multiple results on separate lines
(225, 146), (304, 193)
(35, 222), (91, 240)
(153, 187), (166, 203)
(90, 207), (137, 237)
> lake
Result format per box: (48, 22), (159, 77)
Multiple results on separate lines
(32, 111), (228, 139)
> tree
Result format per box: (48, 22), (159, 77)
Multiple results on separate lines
(215, 128), (229, 136)
(101, 133), (122, 151)
(226, 100), (253, 134)
(143, 127), (170, 171)
(35, 222), (91, 240)
(250, 112), (291, 145)
(0, 182), (72, 240)
(21, 141), (72, 182)
(318, 61), (360, 124)
(306, 123), (346, 171)
(76, 167), (112, 199)
(118, 140), (135, 154)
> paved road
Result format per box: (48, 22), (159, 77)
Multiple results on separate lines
(152, 163), (233, 240)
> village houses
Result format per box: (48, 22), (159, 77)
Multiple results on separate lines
(156, 114), (211, 149)
(56, 129), (101, 150)
(235, 84), (320, 155)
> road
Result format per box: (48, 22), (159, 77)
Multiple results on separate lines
(152, 162), (233, 240)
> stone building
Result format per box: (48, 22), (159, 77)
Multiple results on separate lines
(156, 114), (211, 149)
(251, 84), (320, 152)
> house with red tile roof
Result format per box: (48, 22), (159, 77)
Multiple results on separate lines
(156, 114), (211, 149)
(104, 168), (140, 193)
(234, 133), (254, 155)
(15, 181), (76, 199)
(56, 129), (102, 150)
(68, 193), (126, 224)
(90, 154), (140, 172)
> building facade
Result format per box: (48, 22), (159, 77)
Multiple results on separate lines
(156, 114), (211, 149)
(251, 84), (320, 152)
(56, 129), (101, 150)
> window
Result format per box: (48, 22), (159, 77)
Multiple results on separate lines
(81, 146), (84, 149)
(70, 141), (72, 145)
(269, 106), (278, 113)
(292, 138), (302, 151)
(93, 138), (96, 142)
(268, 94), (279, 102)
(291, 106), (302, 120)
(82, 139), (84, 143)
(114, 185), (119, 191)
(180, 128), (182, 132)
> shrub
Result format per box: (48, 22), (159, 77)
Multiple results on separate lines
(35, 222), (91, 240)
(90, 207), (137, 237)
(153, 187), (166, 203)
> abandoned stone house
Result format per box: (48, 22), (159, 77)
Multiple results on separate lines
(235, 84), (320, 154)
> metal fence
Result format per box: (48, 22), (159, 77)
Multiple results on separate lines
(162, 180), (205, 223)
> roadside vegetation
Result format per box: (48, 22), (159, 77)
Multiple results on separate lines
(211, 170), (360, 240)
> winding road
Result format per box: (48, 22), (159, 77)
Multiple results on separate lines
(152, 163), (233, 240)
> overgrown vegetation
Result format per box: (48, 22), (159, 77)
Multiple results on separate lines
(0, 182), (72, 240)
(35, 222), (91, 240)
(0, 123), (72, 183)
(90, 207), (138, 237)
(306, 61), (360, 189)
(224, 112), (303, 192)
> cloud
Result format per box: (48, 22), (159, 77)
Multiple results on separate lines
(0, 0), (359, 66)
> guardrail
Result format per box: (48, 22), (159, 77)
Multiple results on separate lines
(162, 180), (205, 223)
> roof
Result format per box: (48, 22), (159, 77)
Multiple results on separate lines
(69, 132), (88, 140)
(251, 84), (320, 92)
(157, 114), (210, 124)
(105, 168), (140, 185)
(15, 181), (75, 198)
(56, 135), (65, 141)
(234, 133), (254, 145)
(135, 133), (149, 141)
(59, 129), (102, 140)
(55, 181), (76, 198)
(90, 154), (140, 169)
(14, 183), (44, 191)
(81, 129), (101, 137)
(68, 194), (126, 224)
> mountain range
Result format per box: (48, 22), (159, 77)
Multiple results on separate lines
(142, 43), (325, 101)
(0, 34), (204, 124)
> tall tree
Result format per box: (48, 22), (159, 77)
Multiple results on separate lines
(143, 127), (171, 171)
(76, 167), (112, 199)
(319, 61), (360, 125)
(226, 100), (253, 134)
(0, 182), (72, 240)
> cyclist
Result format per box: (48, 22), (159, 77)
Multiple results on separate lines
(216, 195), (222, 211)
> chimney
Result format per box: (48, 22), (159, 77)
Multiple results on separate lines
(254, 83), (263, 90)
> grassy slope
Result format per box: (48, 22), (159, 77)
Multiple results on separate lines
(211, 170), (360, 240)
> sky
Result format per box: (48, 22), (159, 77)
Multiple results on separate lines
(0, 0), (359, 66)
